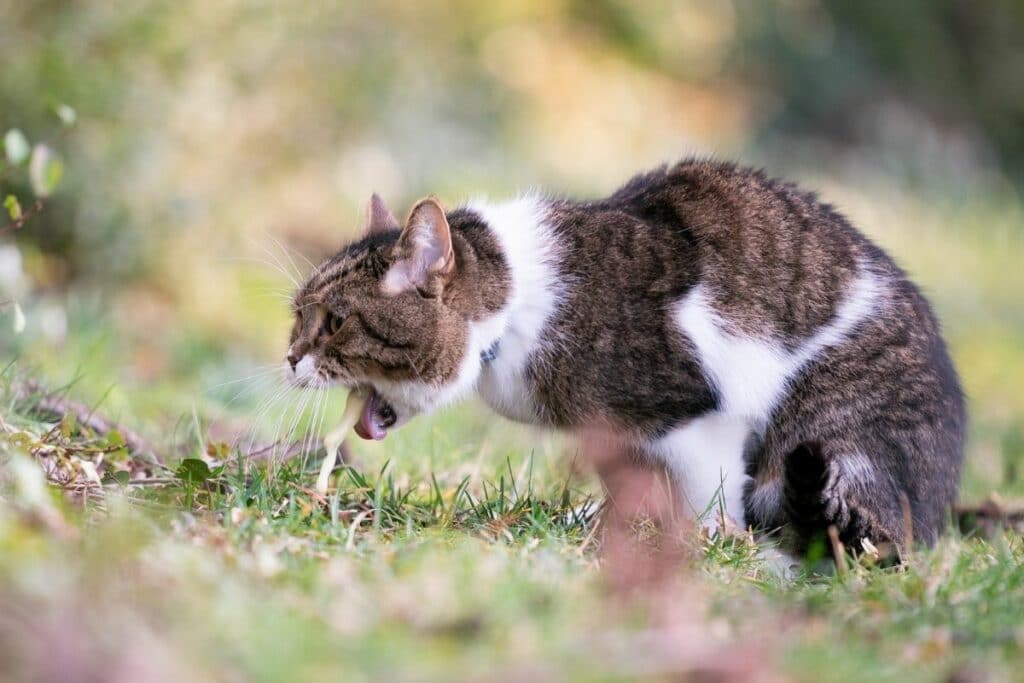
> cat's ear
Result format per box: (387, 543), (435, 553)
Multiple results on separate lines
(383, 197), (454, 295)
(363, 193), (400, 236)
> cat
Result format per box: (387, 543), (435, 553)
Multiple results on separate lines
(286, 159), (965, 555)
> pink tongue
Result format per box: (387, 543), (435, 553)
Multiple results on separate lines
(354, 389), (387, 441)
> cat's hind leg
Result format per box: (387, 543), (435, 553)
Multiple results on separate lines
(781, 441), (906, 558)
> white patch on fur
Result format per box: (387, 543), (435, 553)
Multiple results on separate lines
(467, 196), (565, 424)
(648, 412), (751, 529)
(837, 451), (876, 486)
(291, 354), (318, 384)
(655, 266), (886, 529)
(381, 261), (414, 295)
(676, 270), (884, 428)
(746, 479), (783, 522)
(798, 273), (885, 365)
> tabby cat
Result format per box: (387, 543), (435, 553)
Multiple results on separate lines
(287, 159), (965, 554)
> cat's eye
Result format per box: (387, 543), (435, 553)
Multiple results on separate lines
(326, 313), (344, 336)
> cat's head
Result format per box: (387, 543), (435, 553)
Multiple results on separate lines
(286, 194), (503, 440)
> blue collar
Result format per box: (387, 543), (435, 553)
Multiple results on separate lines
(480, 338), (500, 365)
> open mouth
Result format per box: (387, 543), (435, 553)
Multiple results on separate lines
(353, 388), (397, 441)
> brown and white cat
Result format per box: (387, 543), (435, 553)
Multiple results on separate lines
(286, 159), (965, 554)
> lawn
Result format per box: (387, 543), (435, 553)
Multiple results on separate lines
(2, 374), (1022, 683)
(2, 179), (1024, 682)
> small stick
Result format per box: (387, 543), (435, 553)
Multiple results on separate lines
(899, 491), (914, 561)
(577, 502), (605, 556)
(0, 199), (45, 235)
(827, 525), (847, 575)
(17, 379), (160, 462)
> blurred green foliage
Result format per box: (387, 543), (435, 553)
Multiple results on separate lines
(3, 0), (1022, 280)
(740, 1), (1024, 178)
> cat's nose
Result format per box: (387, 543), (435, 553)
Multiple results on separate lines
(287, 353), (299, 371)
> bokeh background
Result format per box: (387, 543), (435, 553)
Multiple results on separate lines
(3, 0), (1024, 500)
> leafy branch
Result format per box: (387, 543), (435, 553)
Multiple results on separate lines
(1, 197), (44, 235)
(1, 107), (73, 234)
(1, 105), (75, 332)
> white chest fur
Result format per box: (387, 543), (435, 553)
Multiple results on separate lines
(467, 197), (565, 425)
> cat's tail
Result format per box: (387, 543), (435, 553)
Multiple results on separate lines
(781, 442), (897, 558)
(781, 442), (830, 554)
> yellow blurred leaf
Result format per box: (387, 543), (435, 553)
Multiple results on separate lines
(29, 144), (63, 198)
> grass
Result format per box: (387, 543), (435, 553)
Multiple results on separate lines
(1, 372), (1022, 683)
(2, 180), (1023, 682)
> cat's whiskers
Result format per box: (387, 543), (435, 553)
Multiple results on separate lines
(288, 387), (322, 465)
(275, 383), (315, 463)
(211, 365), (293, 417)
(239, 380), (294, 460)
(296, 387), (320, 471)
(254, 238), (302, 289)
(254, 287), (295, 304)
(271, 387), (308, 462)
(263, 230), (313, 282)
(221, 372), (292, 414)
(205, 364), (285, 392)
(299, 384), (330, 474)
(238, 392), (285, 458)
(227, 255), (300, 289)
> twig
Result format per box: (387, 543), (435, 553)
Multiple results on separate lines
(242, 438), (349, 465)
(14, 379), (348, 471)
(827, 525), (847, 575)
(106, 477), (179, 487)
(15, 379), (162, 463)
(577, 502), (606, 556)
(899, 491), (914, 560)
(1, 199), (45, 236)
(955, 495), (1024, 537)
